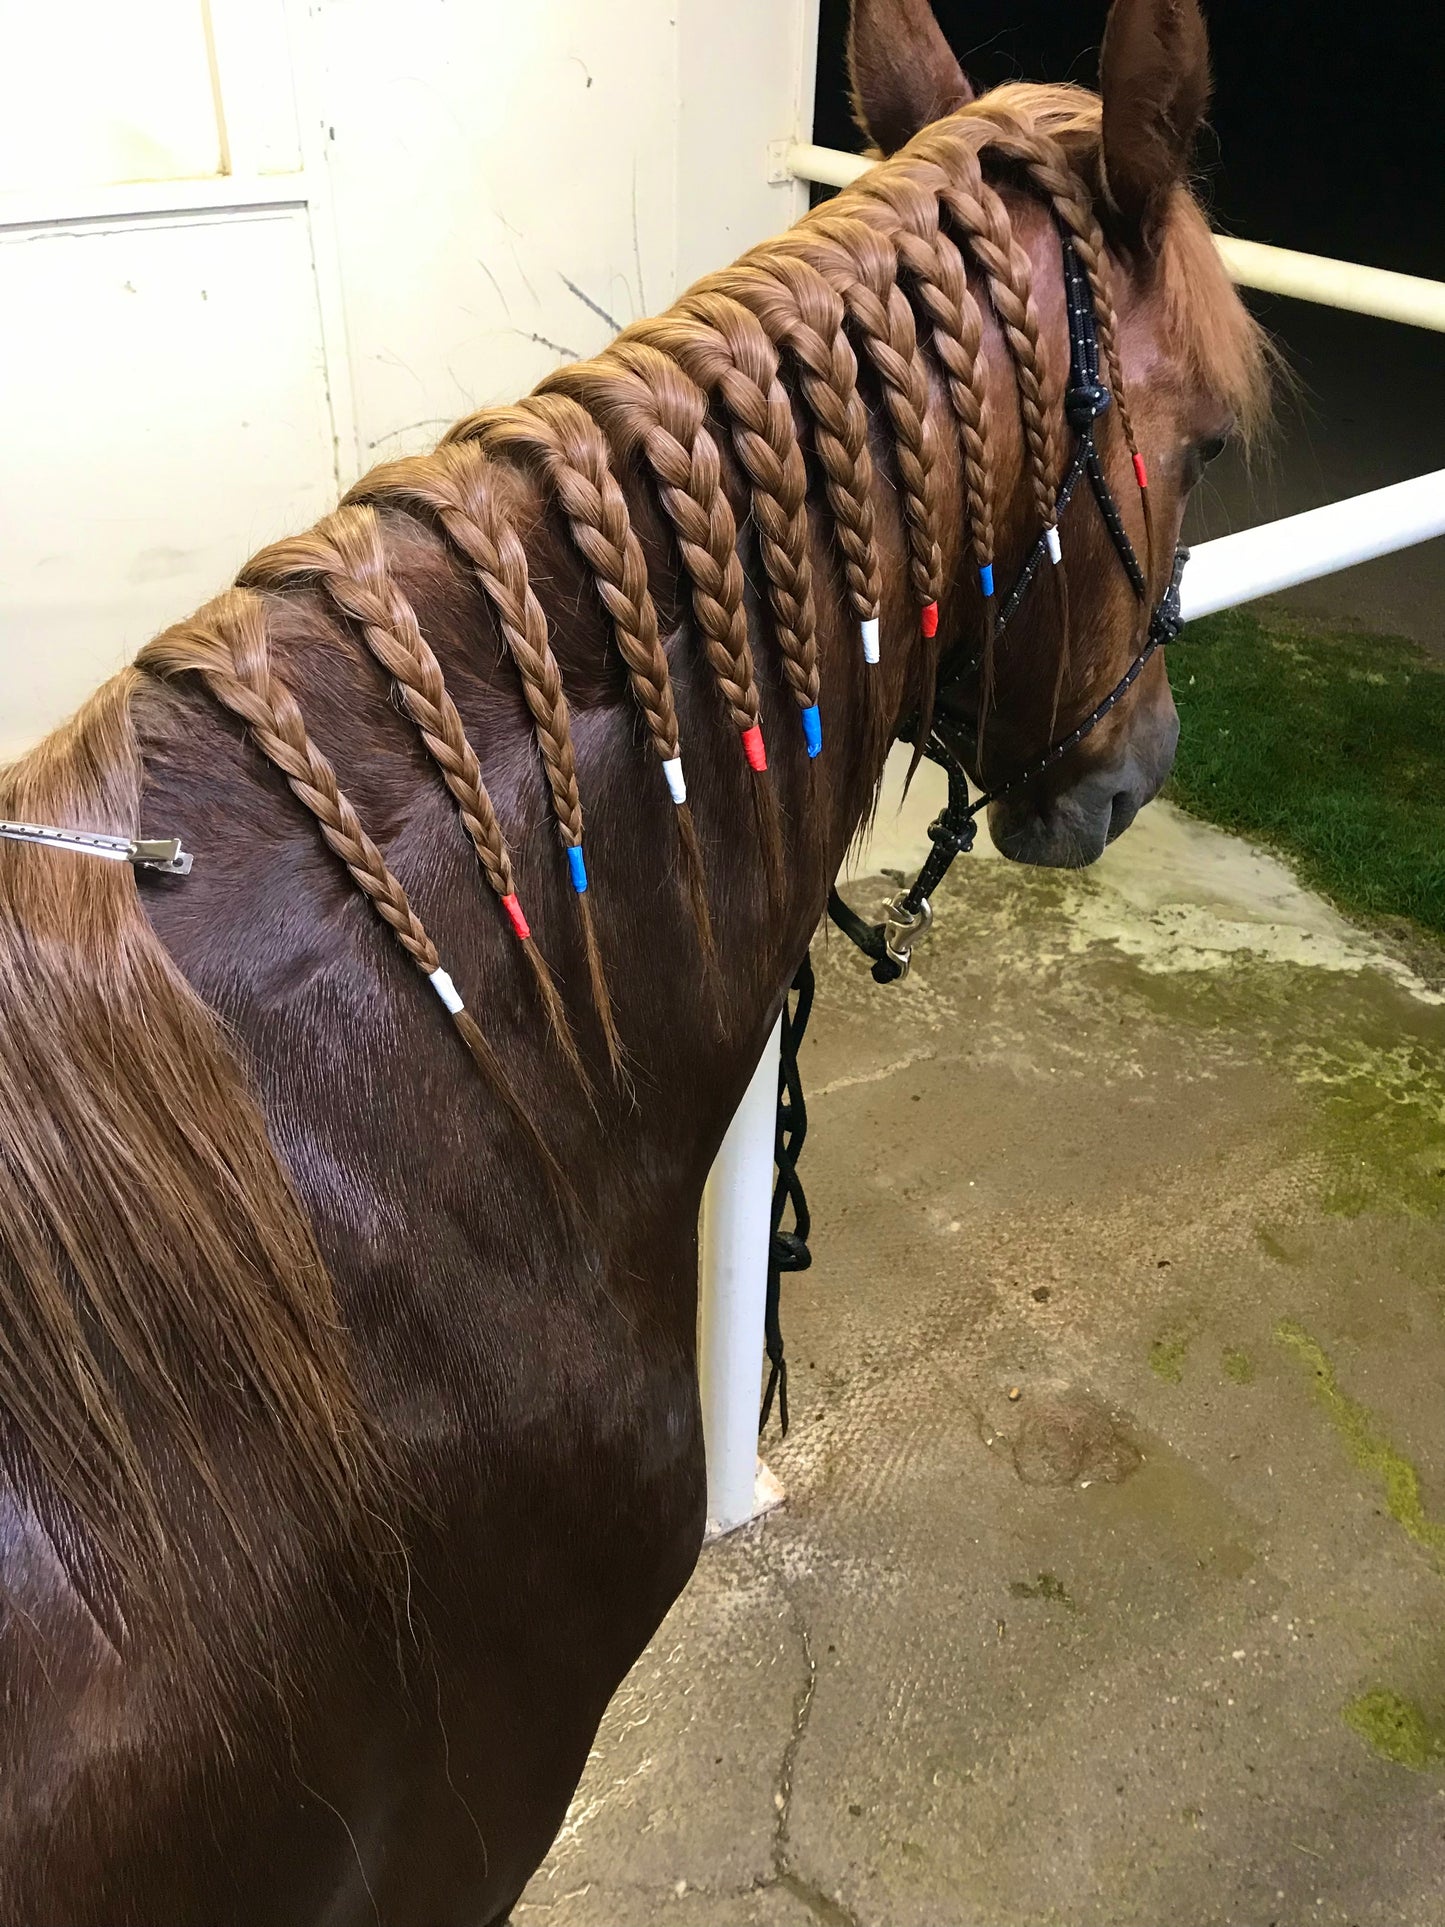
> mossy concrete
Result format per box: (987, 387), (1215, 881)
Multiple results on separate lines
(520, 795), (1445, 1927)
(1276, 1322), (1445, 1565)
(1343, 1690), (1445, 1772)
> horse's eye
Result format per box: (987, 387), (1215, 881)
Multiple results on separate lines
(1183, 431), (1230, 490)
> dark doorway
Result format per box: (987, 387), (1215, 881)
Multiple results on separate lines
(813, 2), (1445, 644)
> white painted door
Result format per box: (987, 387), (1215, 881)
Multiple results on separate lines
(0, 0), (820, 759)
(2, 0), (354, 757)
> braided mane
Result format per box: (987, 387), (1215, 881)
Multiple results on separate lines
(137, 83), (1264, 1118)
(0, 77), (1270, 1679)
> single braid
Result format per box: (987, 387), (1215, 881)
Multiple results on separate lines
(686, 258), (884, 627)
(240, 508), (584, 1084)
(772, 211), (945, 612)
(139, 587), (562, 1185)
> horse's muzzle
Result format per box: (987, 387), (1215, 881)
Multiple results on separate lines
(988, 701), (1180, 869)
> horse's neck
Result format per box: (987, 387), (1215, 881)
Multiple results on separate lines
(143, 344), (978, 1321)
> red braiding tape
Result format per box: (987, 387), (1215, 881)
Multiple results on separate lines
(921, 601), (940, 639)
(501, 892), (531, 941)
(1133, 452), (1149, 490)
(740, 723), (768, 773)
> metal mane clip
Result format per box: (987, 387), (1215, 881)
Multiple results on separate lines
(0, 820), (193, 876)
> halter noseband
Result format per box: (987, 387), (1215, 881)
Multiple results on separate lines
(829, 232), (1190, 983)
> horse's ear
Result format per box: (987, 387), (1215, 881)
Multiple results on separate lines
(1099, 0), (1212, 248)
(847, 0), (975, 156)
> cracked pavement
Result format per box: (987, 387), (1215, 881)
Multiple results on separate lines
(518, 788), (1445, 1926)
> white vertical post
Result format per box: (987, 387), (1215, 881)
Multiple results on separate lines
(699, 1016), (783, 1537)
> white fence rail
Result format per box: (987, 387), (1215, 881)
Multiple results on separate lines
(782, 142), (1445, 333)
(1182, 470), (1445, 621)
(699, 138), (1445, 1538)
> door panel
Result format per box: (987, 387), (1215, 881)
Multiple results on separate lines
(1, 210), (339, 754)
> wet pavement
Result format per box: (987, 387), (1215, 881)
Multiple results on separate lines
(519, 769), (1445, 1927)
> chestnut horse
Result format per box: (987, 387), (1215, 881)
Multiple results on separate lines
(0, 0), (1265, 1918)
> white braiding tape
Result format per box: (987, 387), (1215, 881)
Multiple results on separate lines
(861, 617), (881, 665)
(429, 967), (465, 1015)
(1045, 527), (1063, 566)
(662, 756), (687, 805)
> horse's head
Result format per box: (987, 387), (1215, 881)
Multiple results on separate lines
(850, 0), (1269, 868)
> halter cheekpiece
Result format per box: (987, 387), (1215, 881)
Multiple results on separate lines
(828, 229), (1191, 984)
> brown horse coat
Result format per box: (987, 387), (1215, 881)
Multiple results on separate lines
(0, 4), (1266, 1917)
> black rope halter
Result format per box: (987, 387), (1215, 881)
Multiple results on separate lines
(827, 232), (1190, 983)
(760, 229), (1195, 1440)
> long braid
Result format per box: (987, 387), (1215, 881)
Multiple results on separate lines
(539, 344), (789, 981)
(621, 298), (832, 880)
(240, 510), (584, 1087)
(543, 346), (760, 728)
(891, 133), (1072, 731)
(739, 251), (894, 769)
(422, 438), (714, 1003)
(139, 588), (563, 1187)
(348, 443), (681, 1061)
(625, 331), (828, 878)
(346, 446), (587, 851)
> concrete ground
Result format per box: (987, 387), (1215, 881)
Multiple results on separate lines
(519, 771), (1445, 1927)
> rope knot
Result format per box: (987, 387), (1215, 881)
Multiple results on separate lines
(1065, 380), (1112, 432)
(927, 808), (978, 859)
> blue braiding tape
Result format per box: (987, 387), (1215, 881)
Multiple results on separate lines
(567, 845), (589, 893)
(801, 704), (823, 758)
(979, 563), (995, 599)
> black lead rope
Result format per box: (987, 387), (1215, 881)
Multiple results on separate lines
(760, 954), (814, 1438)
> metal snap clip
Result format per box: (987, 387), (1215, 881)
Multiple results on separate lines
(882, 894), (933, 980)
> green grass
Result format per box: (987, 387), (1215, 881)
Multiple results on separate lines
(1168, 608), (1445, 938)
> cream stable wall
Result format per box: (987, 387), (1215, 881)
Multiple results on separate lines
(0, 0), (820, 760)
